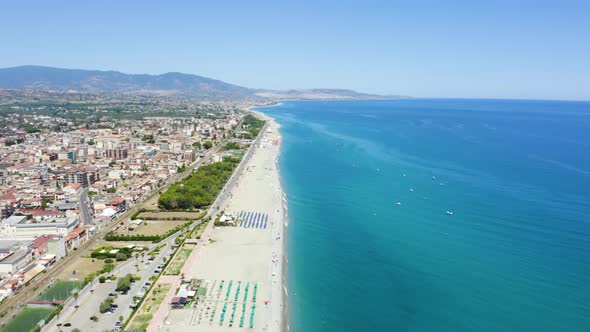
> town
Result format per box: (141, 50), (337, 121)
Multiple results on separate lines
(0, 92), (267, 331)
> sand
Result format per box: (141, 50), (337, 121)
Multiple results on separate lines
(151, 113), (286, 332)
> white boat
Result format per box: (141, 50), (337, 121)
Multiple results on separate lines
(446, 211), (454, 215)
(409, 188), (414, 192)
(396, 202), (402, 206)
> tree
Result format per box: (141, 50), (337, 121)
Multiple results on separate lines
(73, 292), (79, 305)
(203, 141), (213, 149)
(107, 187), (117, 194)
(116, 274), (132, 291)
(115, 252), (128, 261)
(72, 329), (81, 332)
(192, 141), (201, 149)
(41, 198), (49, 210)
(99, 298), (113, 313)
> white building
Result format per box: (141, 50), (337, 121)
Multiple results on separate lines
(0, 216), (79, 239)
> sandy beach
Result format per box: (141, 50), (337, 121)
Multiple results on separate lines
(153, 111), (286, 332)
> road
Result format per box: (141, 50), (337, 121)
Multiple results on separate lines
(46, 236), (177, 332)
(79, 188), (93, 226)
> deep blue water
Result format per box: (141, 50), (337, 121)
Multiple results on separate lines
(259, 99), (590, 332)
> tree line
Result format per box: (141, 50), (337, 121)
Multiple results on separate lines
(157, 157), (240, 211)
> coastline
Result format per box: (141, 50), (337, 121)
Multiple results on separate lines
(249, 108), (288, 332)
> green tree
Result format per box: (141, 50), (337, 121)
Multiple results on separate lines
(203, 141), (213, 149)
(116, 274), (133, 291)
(115, 252), (128, 261)
(192, 141), (202, 149)
(99, 298), (113, 313)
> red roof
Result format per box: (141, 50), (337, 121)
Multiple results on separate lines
(109, 197), (126, 205)
(32, 235), (54, 248)
(0, 189), (17, 201)
(65, 227), (86, 241)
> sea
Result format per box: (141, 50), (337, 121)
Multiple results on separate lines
(258, 99), (590, 332)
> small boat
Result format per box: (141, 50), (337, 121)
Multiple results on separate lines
(403, 174), (407, 177)
(446, 211), (454, 215)
(396, 202), (402, 206)
(432, 176), (436, 180)
(409, 188), (414, 192)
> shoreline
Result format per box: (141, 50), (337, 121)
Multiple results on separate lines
(249, 107), (288, 332)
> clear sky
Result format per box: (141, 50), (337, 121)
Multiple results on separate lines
(1, 0), (589, 100)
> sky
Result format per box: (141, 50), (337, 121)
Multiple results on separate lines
(1, 0), (589, 100)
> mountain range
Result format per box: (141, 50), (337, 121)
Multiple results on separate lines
(0, 66), (401, 101)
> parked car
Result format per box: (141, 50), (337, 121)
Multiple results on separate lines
(64, 323), (72, 327)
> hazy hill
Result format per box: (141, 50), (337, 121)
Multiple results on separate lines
(0, 65), (401, 100)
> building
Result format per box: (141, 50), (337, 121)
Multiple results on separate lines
(0, 248), (33, 274)
(0, 215), (79, 238)
(105, 148), (128, 160)
(47, 237), (66, 259)
(65, 170), (89, 187)
(64, 227), (88, 252)
(32, 235), (55, 257)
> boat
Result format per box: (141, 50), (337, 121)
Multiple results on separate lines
(446, 211), (453, 215)
(409, 188), (414, 192)
(396, 202), (402, 206)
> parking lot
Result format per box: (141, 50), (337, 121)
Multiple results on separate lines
(45, 237), (176, 332)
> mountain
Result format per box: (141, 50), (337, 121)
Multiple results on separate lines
(0, 65), (402, 100)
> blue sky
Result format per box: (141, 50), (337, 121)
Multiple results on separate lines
(1, 0), (589, 100)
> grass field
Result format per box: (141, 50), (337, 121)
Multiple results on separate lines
(138, 211), (203, 220)
(37, 280), (83, 301)
(57, 256), (104, 280)
(128, 283), (171, 331)
(165, 246), (194, 275)
(0, 307), (55, 332)
(117, 219), (187, 236)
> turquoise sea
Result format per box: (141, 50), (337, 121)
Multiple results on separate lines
(259, 99), (590, 332)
